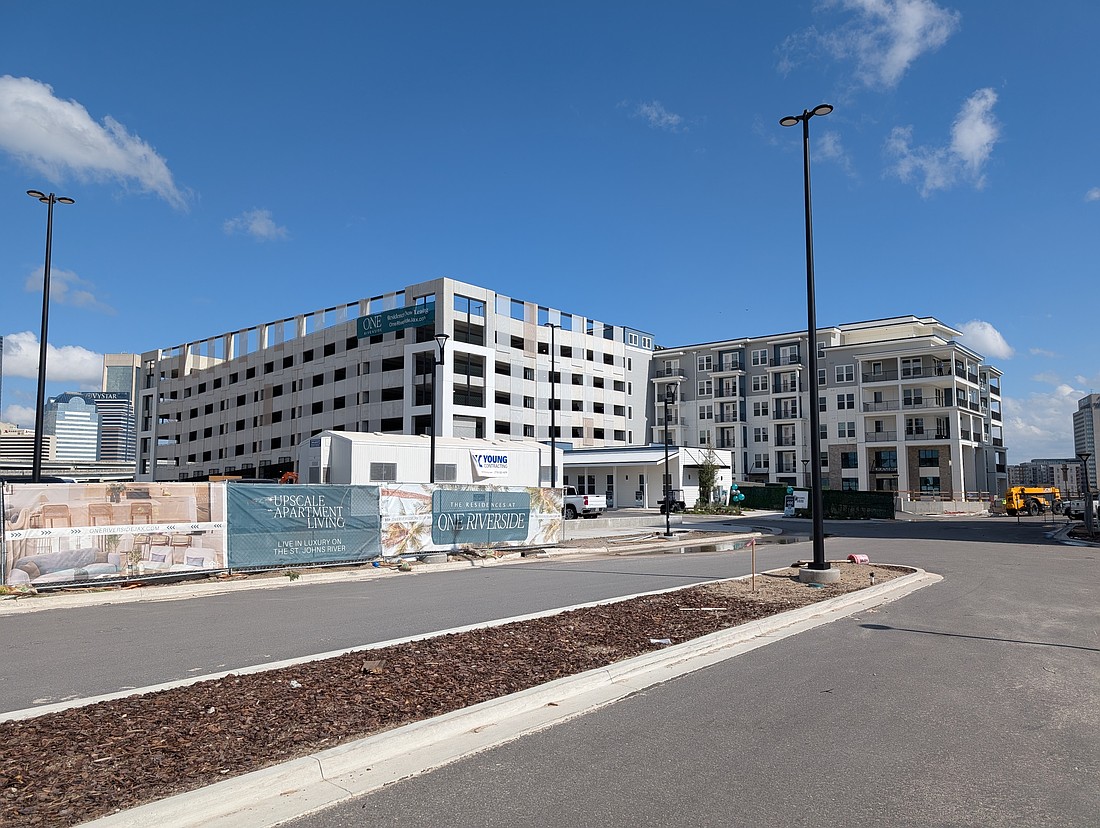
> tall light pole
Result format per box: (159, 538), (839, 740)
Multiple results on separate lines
(544, 322), (560, 488)
(780, 103), (832, 577)
(26, 190), (75, 483)
(663, 381), (679, 538)
(1077, 451), (1093, 536)
(429, 333), (449, 483)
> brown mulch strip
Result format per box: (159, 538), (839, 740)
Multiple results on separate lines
(0, 562), (910, 827)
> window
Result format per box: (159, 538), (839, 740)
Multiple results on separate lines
(819, 396), (827, 413)
(699, 404), (713, 420)
(918, 449), (940, 467)
(697, 355), (713, 372)
(903, 388), (923, 407)
(906, 417), (925, 436)
(369, 462), (398, 481)
(835, 365), (855, 383)
(751, 349), (768, 366)
(751, 375), (768, 392)
(838, 421), (856, 438)
(840, 451), (858, 469)
(920, 476), (941, 493)
(698, 379), (712, 397)
(842, 478), (859, 491)
(523, 367), (535, 381)
(819, 423), (828, 439)
(818, 368), (827, 387)
(334, 367), (346, 382)
(837, 393), (855, 410)
(523, 424), (535, 437)
(753, 401), (769, 417)
(753, 453), (770, 469)
(496, 361), (511, 376)
(523, 396), (535, 409)
(901, 358), (922, 378)
(753, 427), (769, 443)
(495, 420), (511, 435)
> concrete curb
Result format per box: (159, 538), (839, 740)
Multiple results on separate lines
(80, 567), (941, 828)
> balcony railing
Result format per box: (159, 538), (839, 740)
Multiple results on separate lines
(863, 400), (900, 412)
(714, 360), (744, 373)
(862, 369), (899, 382)
(772, 381), (800, 394)
(992, 437), (1003, 447)
(715, 386), (740, 399)
(992, 411), (1002, 421)
(775, 437), (798, 447)
(653, 368), (687, 379)
(865, 431), (898, 442)
(772, 408), (800, 420)
(776, 354), (802, 366)
(904, 430), (950, 441)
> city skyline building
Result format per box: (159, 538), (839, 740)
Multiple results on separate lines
(1072, 393), (1099, 489)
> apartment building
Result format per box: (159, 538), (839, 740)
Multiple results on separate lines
(1073, 393), (1099, 489)
(135, 277), (655, 481)
(1006, 458), (1081, 494)
(651, 316), (1007, 498)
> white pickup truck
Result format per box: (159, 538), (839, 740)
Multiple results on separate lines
(1062, 497), (1099, 519)
(563, 486), (607, 519)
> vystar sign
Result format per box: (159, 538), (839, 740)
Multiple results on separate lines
(356, 305), (436, 338)
(471, 451), (509, 477)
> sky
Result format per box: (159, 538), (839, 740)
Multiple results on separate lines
(1, 0), (1098, 464)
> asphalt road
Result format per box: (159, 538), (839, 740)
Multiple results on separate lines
(278, 515), (1100, 828)
(2, 532), (791, 714)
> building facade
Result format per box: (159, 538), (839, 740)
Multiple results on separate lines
(135, 278), (655, 481)
(0, 422), (55, 465)
(1073, 393), (1099, 489)
(650, 316), (1007, 498)
(42, 391), (135, 463)
(1006, 458), (1081, 494)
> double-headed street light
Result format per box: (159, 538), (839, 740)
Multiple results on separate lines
(663, 381), (680, 538)
(1077, 451), (1094, 536)
(429, 333), (449, 483)
(26, 190), (75, 484)
(780, 103), (832, 576)
(544, 322), (561, 488)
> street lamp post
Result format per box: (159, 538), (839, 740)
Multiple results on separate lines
(1077, 451), (1093, 536)
(663, 381), (679, 538)
(26, 190), (75, 484)
(429, 333), (449, 483)
(780, 103), (832, 577)
(544, 322), (561, 488)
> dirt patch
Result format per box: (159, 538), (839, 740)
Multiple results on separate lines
(0, 562), (910, 827)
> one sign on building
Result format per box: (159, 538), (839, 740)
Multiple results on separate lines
(356, 305), (436, 338)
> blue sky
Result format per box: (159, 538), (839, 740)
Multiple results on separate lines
(1, 1), (1097, 463)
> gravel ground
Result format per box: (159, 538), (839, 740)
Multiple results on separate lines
(0, 561), (907, 828)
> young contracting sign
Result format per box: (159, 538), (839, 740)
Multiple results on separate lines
(356, 305), (436, 338)
(470, 451), (509, 477)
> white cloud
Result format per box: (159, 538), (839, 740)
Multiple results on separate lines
(0, 75), (187, 209)
(633, 101), (685, 132)
(22, 268), (115, 314)
(886, 88), (1000, 196)
(1029, 347), (1058, 358)
(779, 0), (960, 88)
(1, 404), (38, 430)
(817, 130), (856, 176)
(1003, 384), (1080, 462)
(1086, 187), (1100, 202)
(224, 208), (289, 241)
(1, 331), (103, 384)
(957, 319), (1013, 359)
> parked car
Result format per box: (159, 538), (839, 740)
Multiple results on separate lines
(563, 487), (607, 519)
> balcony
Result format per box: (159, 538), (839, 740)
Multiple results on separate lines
(967, 371), (979, 385)
(990, 383), (1001, 396)
(992, 437), (1003, 447)
(862, 369), (899, 383)
(716, 411), (739, 423)
(775, 464), (799, 474)
(863, 400), (900, 412)
(712, 360), (744, 374)
(772, 381), (800, 394)
(865, 431), (898, 442)
(992, 411), (1002, 422)
(904, 429), (950, 441)
(653, 368), (687, 380)
(775, 436), (798, 447)
(748, 464), (770, 474)
(772, 408), (800, 420)
(776, 354), (802, 366)
(715, 386), (740, 399)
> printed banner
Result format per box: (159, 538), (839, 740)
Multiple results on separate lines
(2, 482), (226, 587)
(432, 489), (530, 544)
(356, 305), (435, 338)
(226, 484), (381, 567)
(380, 484), (563, 556)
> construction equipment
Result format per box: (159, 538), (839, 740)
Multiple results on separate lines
(1004, 486), (1062, 516)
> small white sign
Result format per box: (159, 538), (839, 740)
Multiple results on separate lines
(471, 451), (509, 477)
(793, 490), (810, 508)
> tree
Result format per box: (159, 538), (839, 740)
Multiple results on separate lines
(697, 448), (718, 507)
